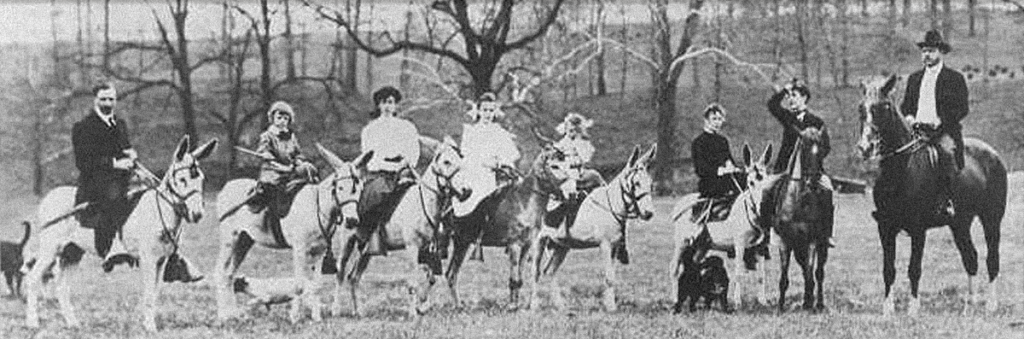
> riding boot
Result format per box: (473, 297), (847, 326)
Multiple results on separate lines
(157, 253), (204, 283)
(102, 236), (138, 273)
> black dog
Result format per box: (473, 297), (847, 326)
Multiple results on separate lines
(1, 221), (30, 298)
(674, 249), (732, 313)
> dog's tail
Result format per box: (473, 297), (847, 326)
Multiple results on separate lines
(19, 221), (31, 248)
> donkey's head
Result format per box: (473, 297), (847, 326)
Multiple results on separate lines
(618, 144), (657, 221)
(163, 135), (218, 223)
(430, 136), (471, 201)
(316, 144), (373, 228)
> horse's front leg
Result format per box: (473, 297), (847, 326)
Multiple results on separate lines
(777, 244), (792, 313)
(907, 231), (927, 316)
(732, 244), (746, 308)
(215, 228), (254, 321)
(53, 257), (80, 327)
(289, 247), (308, 324)
(815, 245), (828, 311)
(404, 243), (435, 317)
(600, 241), (617, 312)
(332, 231), (358, 317)
(879, 224), (898, 316)
(24, 239), (60, 328)
(444, 228), (475, 308)
(140, 251), (160, 332)
(303, 247), (325, 322)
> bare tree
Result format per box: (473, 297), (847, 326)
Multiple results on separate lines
(308, 0), (568, 97)
(903, 0), (912, 27)
(969, 0), (977, 37)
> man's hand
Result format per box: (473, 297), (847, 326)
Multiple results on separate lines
(123, 148), (138, 160)
(717, 161), (741, 176)
(904, 115), (916, 125)
(113, 157), (135, 170)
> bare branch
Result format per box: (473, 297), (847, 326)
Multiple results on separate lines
(503, 0), (568, 51)
(666, 46), (780, 87)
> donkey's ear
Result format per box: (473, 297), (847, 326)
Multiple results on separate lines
(174, 135), (191, 161)
(191, 139), (219, 161)
(881, 74), (899, 96)
(640, 143), (657, 166)
(625, 145), (641, 168)
(760, 143), (773, 166)
(353, 150), (375, 170)
(742, 144), (752, 166)
(316, 143), (346, 169)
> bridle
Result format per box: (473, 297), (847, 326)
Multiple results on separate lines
(588, 166), (650, 225)
(862, 101), (928, 161)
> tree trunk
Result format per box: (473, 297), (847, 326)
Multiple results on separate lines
(968, 0), (976, 37)
(902, 0), (912, 26)
(860, 0), (868, 17)
(103, 0), (110, 67)
(172, 5), (198, 141)
(284, 0), (296, 80)
(930, 0), (939, 31)
(797, 0), (809, 80)
(941, 0), (951, 37)
(839, 0), (850, 87)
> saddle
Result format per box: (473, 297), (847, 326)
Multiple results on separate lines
(249, 179), (310, 248)
(544, 191), (587, 229)
(690, 196), (736, 224)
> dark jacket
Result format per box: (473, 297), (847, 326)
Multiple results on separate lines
(900, 66), (968, 166)
(691, 131), (738, 198)
(767, 90), (831, 174)
(73, 111), (132, 205)
(900, 66), (969, 134)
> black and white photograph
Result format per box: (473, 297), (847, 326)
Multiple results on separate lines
(0, 0), (1022, 337)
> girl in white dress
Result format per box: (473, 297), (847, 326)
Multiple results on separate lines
(454, 93), (521, 217)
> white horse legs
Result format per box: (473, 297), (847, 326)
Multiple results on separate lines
(54, 260), (80, 327)
(731, 246), (745, 307)
(600, 242), (617, 312)
(140, 253), (160, 332)
(215, 230), (252, 321)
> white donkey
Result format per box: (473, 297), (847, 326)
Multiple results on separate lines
(22, 135), (218, 332)
(670, 144), (779, 310)
(215, 145), (372, 323)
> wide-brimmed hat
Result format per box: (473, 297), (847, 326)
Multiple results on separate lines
(556, 112), (593, 137)
(916, 29), (951, 53)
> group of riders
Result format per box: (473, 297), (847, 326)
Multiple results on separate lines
(70, 29), (968, 279)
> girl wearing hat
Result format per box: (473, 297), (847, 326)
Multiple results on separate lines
(253, 101), (318, 218)
(454, 93), (521, 217)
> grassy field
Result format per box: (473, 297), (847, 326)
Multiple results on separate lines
(0, 172), (1021, 338)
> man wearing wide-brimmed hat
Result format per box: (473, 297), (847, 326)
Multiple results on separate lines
(900, 29), (969, 221)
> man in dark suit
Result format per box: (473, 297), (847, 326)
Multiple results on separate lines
(72, 83), (139, 272)
(900, 29), (968, 220)
(767, 80), (835, 247)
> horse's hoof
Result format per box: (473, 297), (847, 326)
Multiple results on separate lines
(882, 299), (895, 316)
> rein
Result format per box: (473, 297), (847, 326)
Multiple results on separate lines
(587, 169), (647, 225)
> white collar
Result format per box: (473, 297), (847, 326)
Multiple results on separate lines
(94, 107), (115, 126)
(703, 126), (719, 135)
(925, 62), (943, 75)
(796, 111), (807, 122)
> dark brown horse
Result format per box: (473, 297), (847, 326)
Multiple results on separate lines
(768, 135), (831, 312)
(857, 75), (1007, 315)
(444, 145), (581, 307)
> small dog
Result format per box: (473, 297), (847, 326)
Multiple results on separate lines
(674, 249), (731, 313)
(1, 221), (31, 298)
(232, 275), (313, 311)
